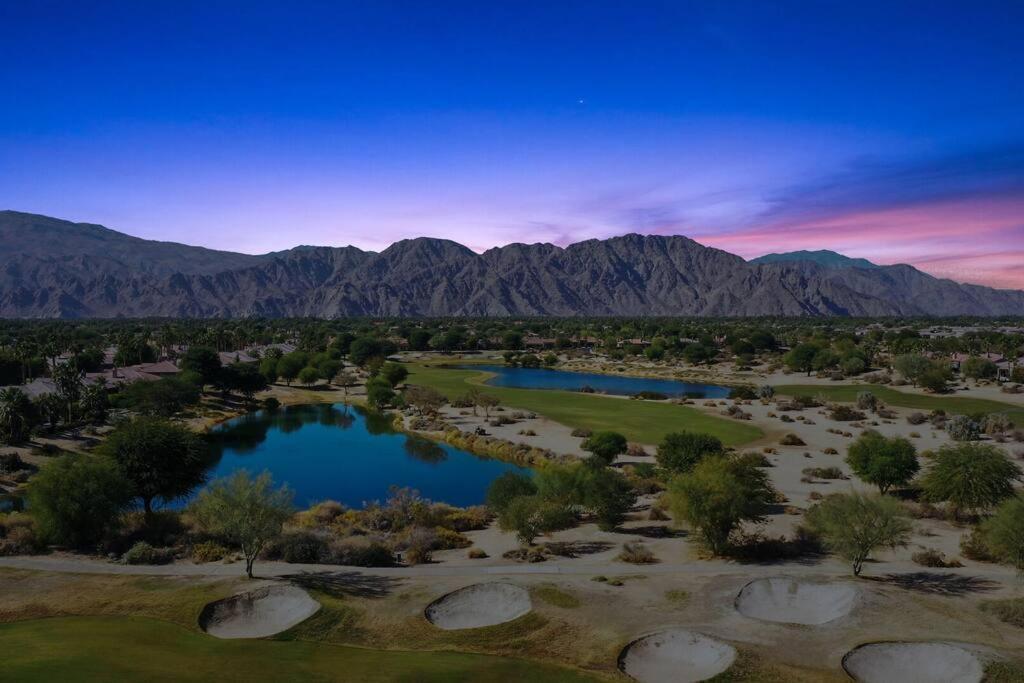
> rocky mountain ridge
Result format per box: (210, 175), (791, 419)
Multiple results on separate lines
(3, 211), (1022, 318)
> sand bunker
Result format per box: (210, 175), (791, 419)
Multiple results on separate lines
(199, 584), (320, 639)
(619, 629), (736, 683)
(735, 577), (857, 625)
(842, 642), (983, 683)
(424, 582), (531, 630)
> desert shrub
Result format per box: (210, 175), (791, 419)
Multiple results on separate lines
(985, 413), (1015, 435)
(980, 599), (1024, 629)
(960, 527), (999, 562)
(780, 433), (805, 446)
(877, 408), (897, 420)
(734, 452), (773, 468)
(633, 391), (668, 401)
(856, 391), (878, 412)
(617, 542), (657, 564)
(403, 527), (438, 565)
(0, 452), (25, 474)
(27, 455), (133, 548)
(626, 443), (648, 458)
(570, 427), (592, 438)
(327, 538), (395, 567)
(0, 514), (43, 556)
(191, 540), (229, 563)
(981, 495), (1024, 572)
(947, 415), (981, 441)
(829, 405), (866, 421)
(822, 447), (838, 455)
(263, 397), (281, 411)
(262, 530), (329, 564)
(757, 385), (775, 399)
(656, 431), (724, 474)
(911, 548), (962, 568)
(467, 547), (488, 559)
(728, 386), (757, 401)
(802, 466), (846, 480)
(122, 541), (172, 565)
(433, 526), (471, 550)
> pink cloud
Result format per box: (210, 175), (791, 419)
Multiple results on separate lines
(693, 196), (1024, 289)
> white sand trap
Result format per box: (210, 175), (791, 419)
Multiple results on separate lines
(735, 577), (857, 625)
(199, 584), (320, 639)
(424, 582), (531, 630)
(619, 629), (736, 683)
(843, 642), (983, 683)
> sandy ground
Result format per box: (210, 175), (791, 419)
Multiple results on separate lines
(199, 582), (321, 639)
(424, 582), (532, 629)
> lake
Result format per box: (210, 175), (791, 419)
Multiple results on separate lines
(205, 404), (528, 509)
(462, 364), (732, 398)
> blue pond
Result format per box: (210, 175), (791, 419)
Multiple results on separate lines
(463, 364), (732, 399)
(205, 404), (528, 508)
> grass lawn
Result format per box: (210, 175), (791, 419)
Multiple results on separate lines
(405, 363), (762, 446)
(776, 384), (1024, 423)
(0, 616), (604, 683)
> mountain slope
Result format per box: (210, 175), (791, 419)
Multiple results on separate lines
(750, 249), (878, 269)
(1, 211), (1022, 318)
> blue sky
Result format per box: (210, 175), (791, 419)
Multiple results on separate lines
(1, 1), (1022, 286)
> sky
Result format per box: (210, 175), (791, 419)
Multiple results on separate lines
(1, 1), (1022, 288)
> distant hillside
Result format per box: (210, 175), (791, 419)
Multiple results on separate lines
(750, 250), (878, 269)
(1, 210), (1022, 318)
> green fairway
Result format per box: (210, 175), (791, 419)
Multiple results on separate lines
(0, 616), (602, 683)
(776, 384), (1024, 422)
(406, 363), (762, 446)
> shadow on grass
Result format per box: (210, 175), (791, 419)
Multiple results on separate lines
(868, 571), (1000, 596)
(282, 571), (403, 599)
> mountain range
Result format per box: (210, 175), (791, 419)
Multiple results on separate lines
(749, 250), (878, 270)
(2, 210), (1023, 318)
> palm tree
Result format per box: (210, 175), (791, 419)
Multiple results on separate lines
(0, 387), (34, 444)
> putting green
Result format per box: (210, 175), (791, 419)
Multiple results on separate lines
(776, 384), (1024, 423)
(406, 363), (762, 446)
(0, 616), (603, 682)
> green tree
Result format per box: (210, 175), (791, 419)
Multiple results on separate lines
(365, 377), (396, 409)
(581, 431), (627, 465)
(963, 356), (998, 380)
(656, 431), (724, 474)
(79, 381), (109, 425)
(114, 377), (201, 417)
(297, 366), (321, 387)
(892, 354), (931, 386)
(845, 430), (919, 494)
(28, 455), (132, 548)
(579, 466), (636, 531)
(378, 362), (409, 387)
(98, 417), (209, 516)
(667, 456), (774, 555)
(179, 347), (222, 386)
(982, 495), (1024, 572)
(784, 343), (820, 376)
(258, 357), (279, 384)
(497, 495), (573, 545)
(276, 353), (306, 386)
(805, 492), (912, 576)
(349, 337), (396, 366)
(486, 471), (538, 513)
(189, 470), (294, 578)
(919, 364), (951, 393)
(921, 442), (1022, 516)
